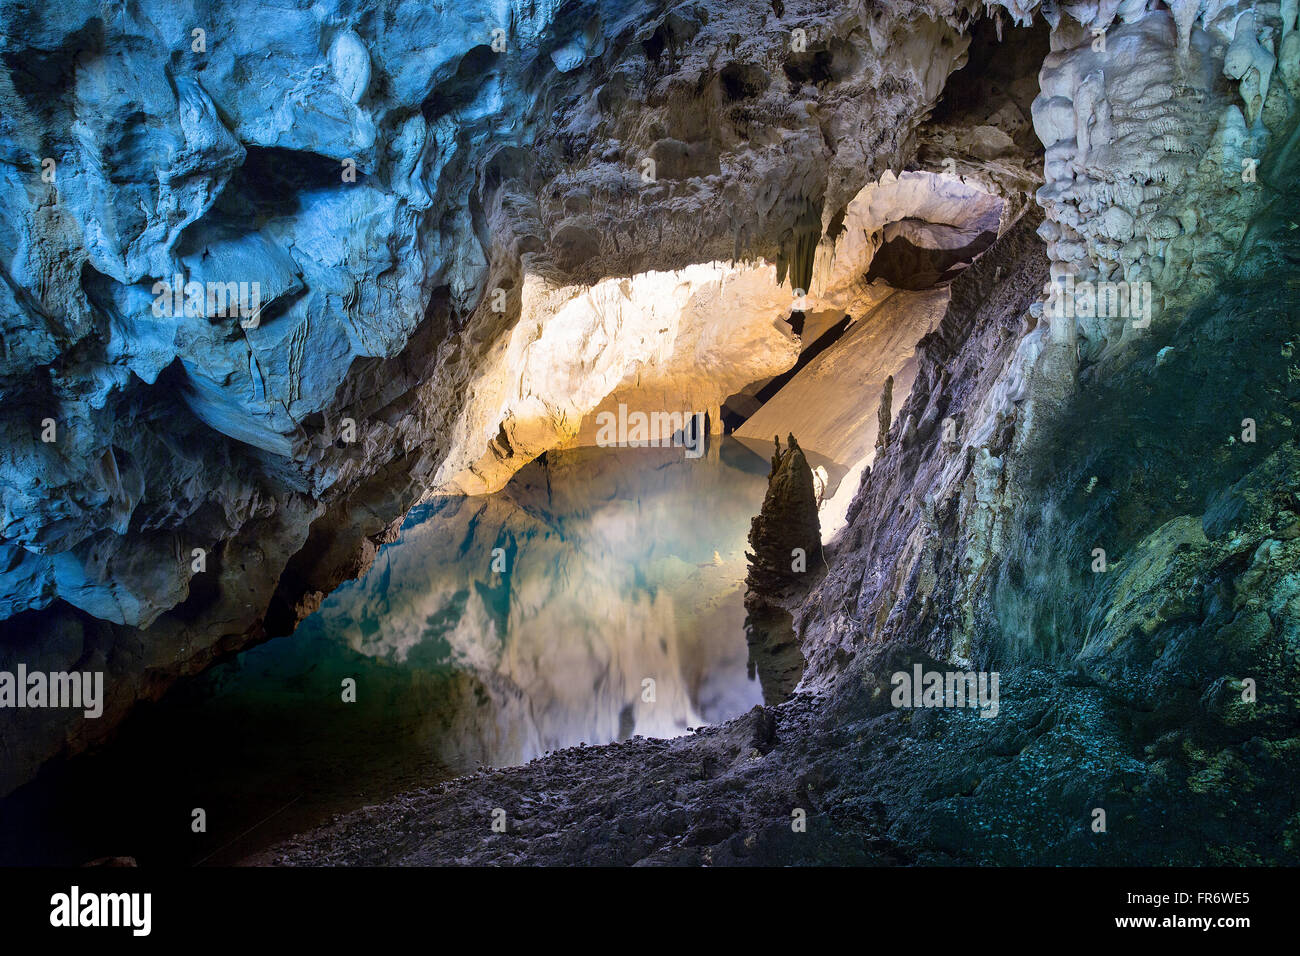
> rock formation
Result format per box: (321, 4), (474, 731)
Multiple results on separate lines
(875, 376), (895, 453)
(742, 434), (819, 700)
(266, 161), (1300, 867)
(746, 436), (821, 596)
(1, 0), (1297, 868)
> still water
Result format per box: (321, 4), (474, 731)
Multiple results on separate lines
(0, 440), (771, 864)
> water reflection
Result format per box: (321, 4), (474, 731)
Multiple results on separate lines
(0, 439), (770, 864)
(299, 439), (769, 768)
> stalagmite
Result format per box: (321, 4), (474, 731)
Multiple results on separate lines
(875, 376), (895, 453)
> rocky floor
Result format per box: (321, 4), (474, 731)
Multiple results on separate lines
(254, 651), (1298, 866)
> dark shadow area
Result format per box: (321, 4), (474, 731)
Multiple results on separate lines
(865, 227), (999, 289)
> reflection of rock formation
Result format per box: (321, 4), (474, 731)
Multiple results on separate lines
(742, 435), (820, 700)
(298, 442), (768, 769)
(742, 602), (803, 705)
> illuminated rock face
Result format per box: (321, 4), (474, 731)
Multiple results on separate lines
(433, 262), (802, 495)
(809, 170), (1006, 309)
(738, 286), (953, 541)
(439, 169), (1006, 500)
(735, 170), (1007, 541)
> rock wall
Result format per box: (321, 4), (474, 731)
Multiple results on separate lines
(794, 205), (1053, 683)
(1011, 0), (1298, 353)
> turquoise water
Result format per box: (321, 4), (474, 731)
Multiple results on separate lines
(0, 440), (771, 865)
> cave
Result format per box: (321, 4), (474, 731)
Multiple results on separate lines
(0, 0), (1298, 912)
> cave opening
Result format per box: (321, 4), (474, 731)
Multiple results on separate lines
(928, 13), (1049, 150)
(712, 13), (1049, 532)
(215, 145), (361, 221)
(719, 168), (1007, 545)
